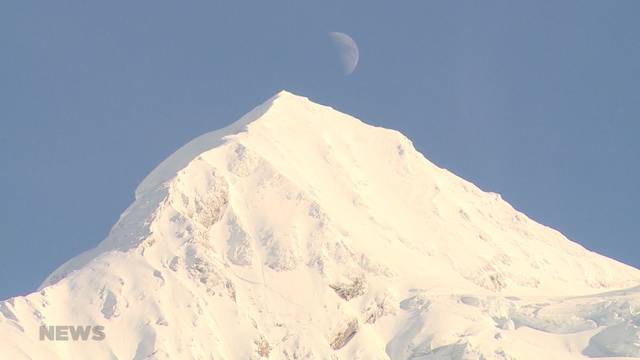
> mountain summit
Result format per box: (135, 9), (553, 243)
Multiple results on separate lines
(2, 91), (640, 359)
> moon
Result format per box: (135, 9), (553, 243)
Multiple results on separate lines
(328, 32), (359, 75)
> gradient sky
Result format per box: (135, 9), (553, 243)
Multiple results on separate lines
(1, 1), (639, 300)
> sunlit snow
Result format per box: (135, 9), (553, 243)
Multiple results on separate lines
(2, 91), (639, 359)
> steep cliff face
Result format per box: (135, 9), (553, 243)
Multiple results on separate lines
(2, 91), (639, 359)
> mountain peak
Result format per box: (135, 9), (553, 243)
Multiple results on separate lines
(261, 90), (312, 114)
(134, 91), (340, 199)
(44, 90), (639, 295)
(272, 89), (306, 100)
(4, 92), (640, 359)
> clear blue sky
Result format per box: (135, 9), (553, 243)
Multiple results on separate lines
(1, 1), (639, 300)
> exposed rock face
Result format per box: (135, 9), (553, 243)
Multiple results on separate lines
(330, 320), (359, 350)
(330, 277), (366, 301)
(255, 335), (271, 358)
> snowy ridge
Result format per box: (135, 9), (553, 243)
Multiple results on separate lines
(134, 91), (292, 199)
(2, 91), (640, 359)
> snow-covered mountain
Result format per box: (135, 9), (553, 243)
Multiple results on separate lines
(2, 91), (640, 359)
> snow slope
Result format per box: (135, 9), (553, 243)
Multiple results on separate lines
(2, 91), (640, 359)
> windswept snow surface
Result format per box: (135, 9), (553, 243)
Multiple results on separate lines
(2, 91), (640, 359)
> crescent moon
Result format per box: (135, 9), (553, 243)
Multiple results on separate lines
(328, 32), (359, 75)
